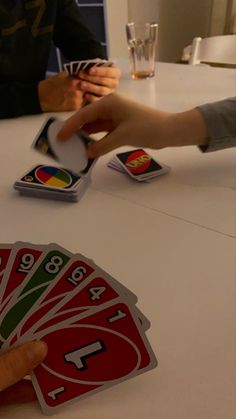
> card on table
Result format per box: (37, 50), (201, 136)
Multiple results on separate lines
(14, 165), (90, 202)
(0, 241), (157, 415)
(108, 149), (170, 182)
(32, 117), (96, 175)
(14, 114), (98, 202)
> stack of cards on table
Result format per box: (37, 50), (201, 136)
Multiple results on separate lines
(64, 58), (114, 77)
(108, 149), (170, 182)
(14, 117), (96, 202)
(0, 242), (157, 415)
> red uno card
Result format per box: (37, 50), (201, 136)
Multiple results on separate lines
(26, 273), (135, 338)
(16, 256), (95, 340)
(1, 244), (73, 350)
(0, 244), (12, 286)
(17, 259), (137, 342)
(31, 301), (157, 414)
(115, 149), (169, 181)
(0, 242), (44, 310)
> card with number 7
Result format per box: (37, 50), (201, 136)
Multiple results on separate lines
(31, 300), (157, 414)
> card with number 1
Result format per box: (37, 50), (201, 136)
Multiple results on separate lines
(31, 301), (157, 414)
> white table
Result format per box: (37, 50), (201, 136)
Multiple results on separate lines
(0, 62), (235, 419)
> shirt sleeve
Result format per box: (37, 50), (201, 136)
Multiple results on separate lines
(53, 0), (106, 61)
(197, 97), (236, 152)
(0, 82), (41, 119)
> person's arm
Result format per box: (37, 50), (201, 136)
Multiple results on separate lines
(57, 93), (208, 156)
(197, 97), (236, 152)
(0, 82), (41, 119)
(58, 94), (236, 157)
(53, 1), (121, 103)
(54, 0), (106, 61)
(0, 340), (47, 405)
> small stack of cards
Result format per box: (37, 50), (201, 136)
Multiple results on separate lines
(108, 149), (170, 182)
(64, 59), (114, 77)
(0, 242), (157, 415)
(14, 117), (96, 202)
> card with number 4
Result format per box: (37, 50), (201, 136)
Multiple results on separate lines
(0, 241), (157, 415)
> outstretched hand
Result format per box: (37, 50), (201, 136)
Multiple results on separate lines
(58, 93), (208, 157)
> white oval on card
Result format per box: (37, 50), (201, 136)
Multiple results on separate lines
(48, 120), (88, 173)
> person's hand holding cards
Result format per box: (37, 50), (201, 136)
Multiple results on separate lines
(0, 241), (157, 414)
(0, 340), (47, 406)
(64, 59), (121, 103)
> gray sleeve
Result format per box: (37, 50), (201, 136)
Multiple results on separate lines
(197, 97), (236, 152)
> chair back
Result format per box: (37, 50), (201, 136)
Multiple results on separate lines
(189, 35), (236, 65)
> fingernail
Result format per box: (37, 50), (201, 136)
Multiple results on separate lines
(26, 341), (48, 365)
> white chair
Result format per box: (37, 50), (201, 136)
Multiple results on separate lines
(188, 34), (236, 66)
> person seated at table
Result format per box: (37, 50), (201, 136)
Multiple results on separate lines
(0, 340), (47, 405)
(0, 1), (121, 119)
(58, 94), (236, 155)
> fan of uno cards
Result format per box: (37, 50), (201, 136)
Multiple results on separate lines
(64, 59), (115, 77)
(0, 241), (157, 415)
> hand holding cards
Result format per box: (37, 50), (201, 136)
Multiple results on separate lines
(64, 59), (115, 77)
(0, 242), (157, 415)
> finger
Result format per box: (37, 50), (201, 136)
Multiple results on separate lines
(80, 66), (121, 80)
(78, 74), (119, 89)
(80, 81), (112, 97)
(84, 94), (102, 103)
(82, 119), (115, 134)
(87, 128), (125, 158)
(0, 379), (36, 405)
(58, 97), (112, 140)
(0, 341), (47, 391)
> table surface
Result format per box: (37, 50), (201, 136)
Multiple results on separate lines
(0, 62), (235, 419)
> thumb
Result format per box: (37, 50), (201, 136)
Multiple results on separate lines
(87, 130), (124, 158)
(0, 341), (48, 391)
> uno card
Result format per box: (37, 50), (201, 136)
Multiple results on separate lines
(0, 242), (44, 310)
(31, 301), (157, 414)
(22, 272), (137, 340)
(16, 255), (96, 340)
(32, 117), (58, 159)
(0, 244), (12, 286)
(16, 256), (137, 342)
(47, 120), (92, 174)
(0, 244), (72, 349)
(63, 62), (71, 75)
(115, 149), (170, 181)
(14, 165), (83, 192)
(32, 118), (96, 176)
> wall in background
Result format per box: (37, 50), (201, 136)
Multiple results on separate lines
(128, 0), (213, 62)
